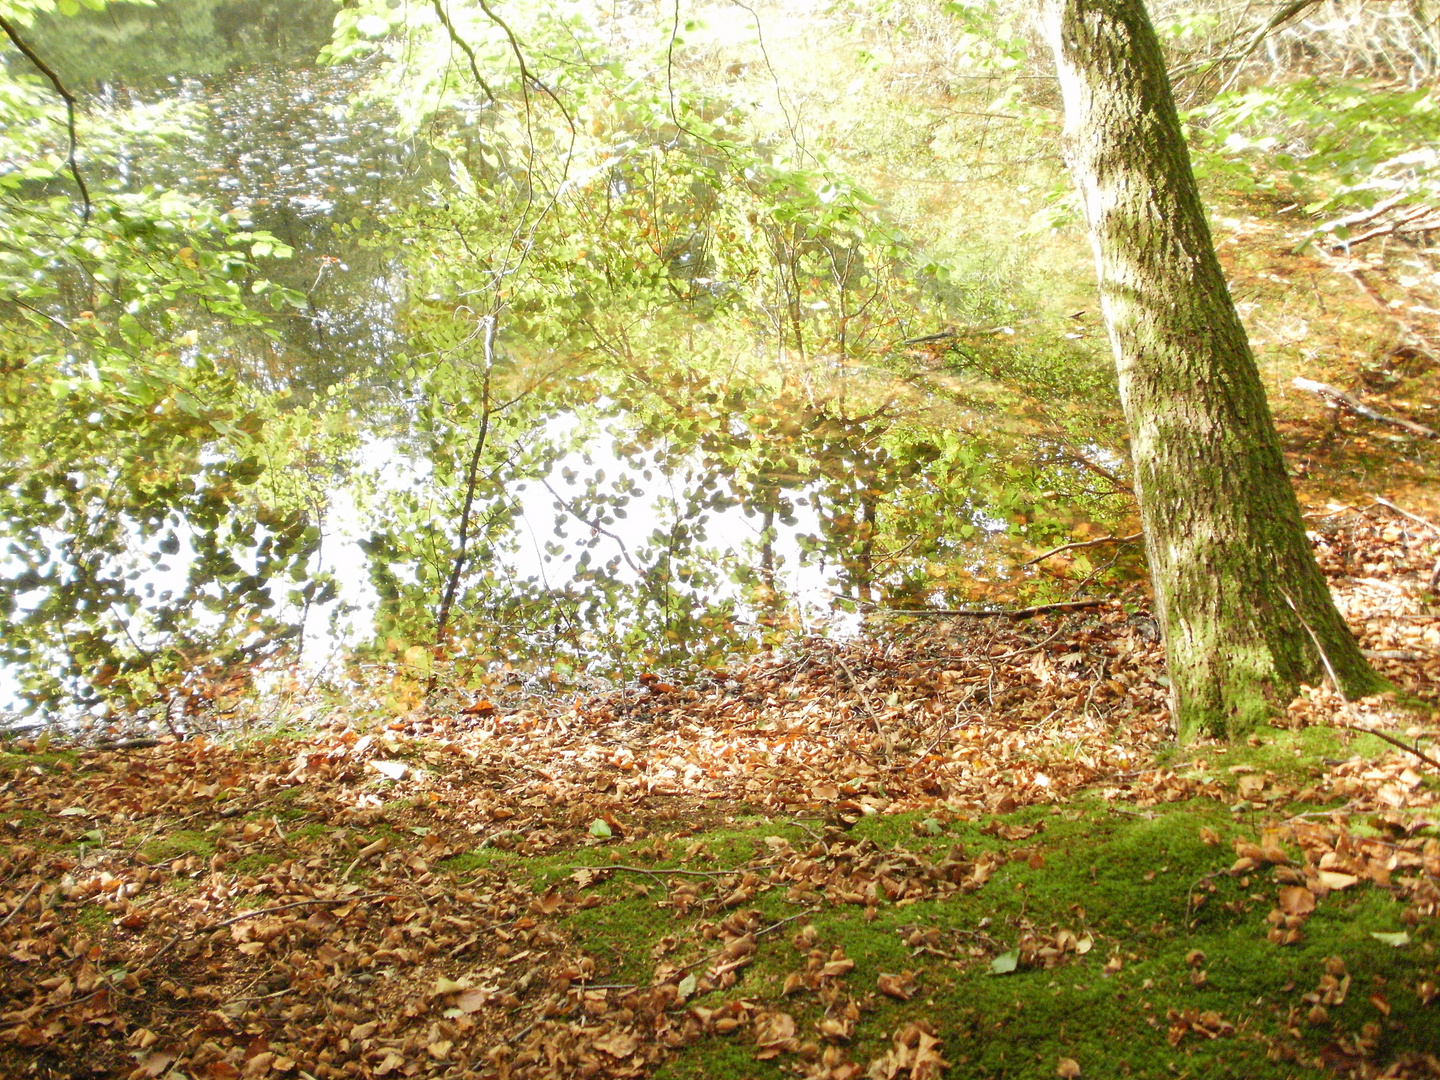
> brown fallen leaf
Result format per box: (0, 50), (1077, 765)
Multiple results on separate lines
(455, 988), (487, 1013)
(821, 948), (855, 978)
(593, 1030), (638, 1058)
(1278, 885), (1316, 917)
(877, 970), (917, 1000)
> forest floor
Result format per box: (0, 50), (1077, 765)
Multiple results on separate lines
(1, 510), (1438, 1080)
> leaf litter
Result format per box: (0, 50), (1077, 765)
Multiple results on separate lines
(0, 508), (1437, 1079)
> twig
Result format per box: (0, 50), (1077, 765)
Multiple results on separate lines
(434, 315), (496, 670)
(1283, 592), (1346, 702)
(1302, 502), (1375, 521)
(883, 599), (1110, 619)
(986, 622), (1070, 663)
(91, 737), (163, 751)
(1291, 378), (1438, 440)
(1213, 0), (1327, 94)
(789, 819), (824, 842)
(0, 16), (90, 222)
(1372, 496), (1440, 535)
(427, 0), (496, 102)
(1310, 256), (1440, 365)
(539, 476), (642, 576)
(1362, 649), (1426, 662)
(573, 864), (747, 880)
(832, 651), (891, 761)
(1334, 725), (1440, 774)
(1022, 533), (1143, 568)
(665, 908), (818, 981)
(0, 882), (40, 931)
(144, 893), (395, 968)
(901, 327), (958, 346)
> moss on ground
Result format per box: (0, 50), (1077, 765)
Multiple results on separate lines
(559, 790), (1440, 1080)
(0, 749), (79, 774)
(139, 829), (215, 863)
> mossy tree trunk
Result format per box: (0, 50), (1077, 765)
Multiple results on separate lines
(1038, 0), (1386, 739)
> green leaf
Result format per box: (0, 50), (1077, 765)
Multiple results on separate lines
(1370, 931), (1410, 948)
(588, 819), (613, 838)
(989, 950), (1019, 975)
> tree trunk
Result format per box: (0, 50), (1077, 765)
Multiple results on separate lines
(1038, 0), (1385, 739)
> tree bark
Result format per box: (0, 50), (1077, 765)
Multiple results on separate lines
(1038, 0), (1386, 739)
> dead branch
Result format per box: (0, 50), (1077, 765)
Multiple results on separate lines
(884, 599), (1110, 619)
(1315, 193), (1409, 239)
(1310, 255), (1440, 365)
(1291, 377), (1438, 440)
(144, 892), (397, 970)
(1023, 532), (1143, 567)
(0, 882), (40, 931)
(1372, 496), (1440, 535)
(1336, 725), (1440, 774)
(833, 651), (891, 761)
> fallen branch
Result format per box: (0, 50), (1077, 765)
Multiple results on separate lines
(1362, 649), (1425, 661)
(0, 881), (40, 931)
(1336, 725), (1440, 774)
(1310, 256), (1440, 365)
(145, 892), (396, 969)
(833, 651), (891, 761)
(1335, 205), (1440, 249)
(573, 864), (750, 880)
(1314, 193), (1409, 240)
(90, 737), (163, 751)
(1023, 532), (1143, 567)
(1291, 377), (1438, 440)
(1372, 496), (1440, 536)
(883, 599), (1110, 619)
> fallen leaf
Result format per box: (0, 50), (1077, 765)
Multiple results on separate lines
(367, 759), (407, 781)
(594, 1030), (638, 1058)
(877, 971), (917, 1000)
(455, 988), (487, 1013)
(1278, 886), (1315, 917)
(990, 950), (1019, 975)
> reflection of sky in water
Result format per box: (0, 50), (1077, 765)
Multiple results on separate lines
(308, 431), (863, 676)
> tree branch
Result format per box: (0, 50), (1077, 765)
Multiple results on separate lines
(435, 316), (496, 661)
(1291, 377), (1438, 441)
(1023, 532), (1143, 567)
(881, 599), (1110, 619)
(428, 0), (496, 103)
(0, 15), (90, 223)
